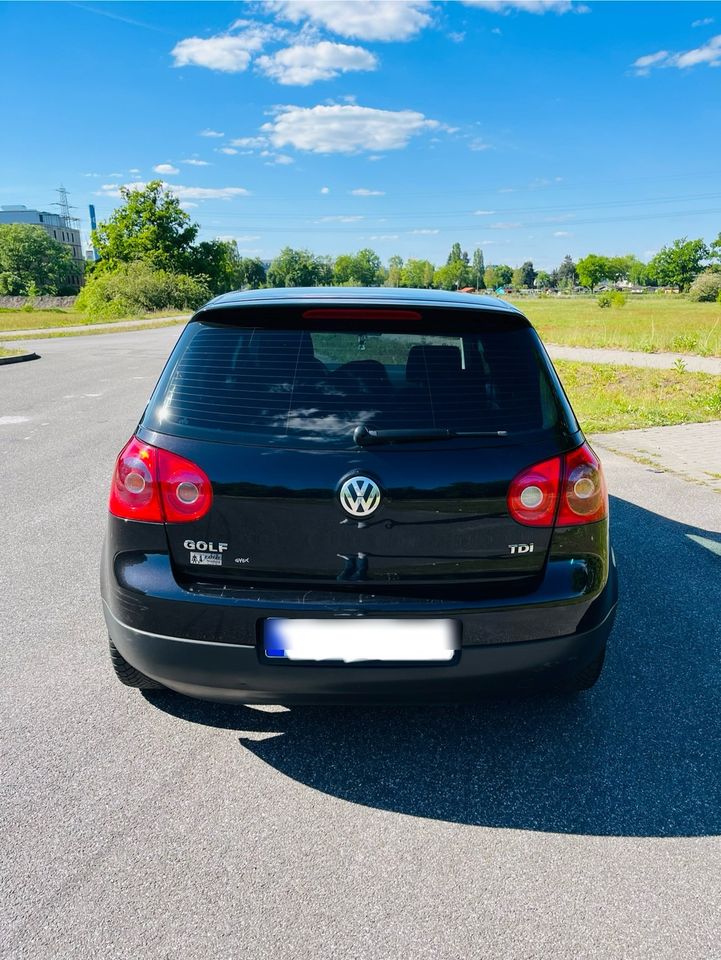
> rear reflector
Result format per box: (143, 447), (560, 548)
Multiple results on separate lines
(109, 436), (212, 524)
(507, 442), (607, 527)
(302, 309), (422, 321)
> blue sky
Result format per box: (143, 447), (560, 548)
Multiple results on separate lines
(2, 0), (721, 270)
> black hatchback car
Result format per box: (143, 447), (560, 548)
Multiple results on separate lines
(101, 288), (617, 703)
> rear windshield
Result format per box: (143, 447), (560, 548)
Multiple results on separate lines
(144, 313), (565, 447)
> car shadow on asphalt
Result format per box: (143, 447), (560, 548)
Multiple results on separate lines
(145, 495), (721, 838)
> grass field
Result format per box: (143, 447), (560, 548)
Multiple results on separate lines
(0, 307), (186, 333)
(557, 360), (721, 433)
(0, 317), (186, 342)
(510, 296), (721, 357)
(0, 347), (25, 359)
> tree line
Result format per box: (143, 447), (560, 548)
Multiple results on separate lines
(1, 181), (720, 310)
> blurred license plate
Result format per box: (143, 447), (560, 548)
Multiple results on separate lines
(263, 618), (458, 663)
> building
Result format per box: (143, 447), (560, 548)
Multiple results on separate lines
(0, 194), (85, 290)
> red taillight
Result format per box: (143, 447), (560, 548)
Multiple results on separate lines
(507, 455), (562, 526)
(507, 443), (608, 528)
(556, 442), (608, 526)
(109, 437), (163, 522)
(156, 447), (213, 522)
(109, 437), (212, 524)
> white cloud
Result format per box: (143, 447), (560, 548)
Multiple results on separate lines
(260, 150), (295, 165)
(316, 215), (364, 222)
(172, 22), (276, 73)
(368, 234), (400, 240)
(129, 168), (141, 174)
(448, 31), (466, 42)
(462, 1), (587, 12)
(490, 221), (522, 229)
(231, 136), (269, 148)
(633, 35), (721, 74)
(553, 230), (573, 237)
(265, 0), (433, 41)
(474, 209), (496, 215)
(97, 181), (250, 201)
(257, 40), (377, 85)
(182, 158), (211, 166)
(409, 228), (440, 234)
(469, 138), (491, 151)
(153, 163), (179, 175)
(350, 187), (385, 196)
(320, 186), (330, 194)
(200, 129), (225, 138)
(262, 103), (439, 154)
(692, 17), (714, 27)
(218, 147), (239, 155)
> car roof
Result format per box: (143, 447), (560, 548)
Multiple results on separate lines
(199, 286), (524, 317)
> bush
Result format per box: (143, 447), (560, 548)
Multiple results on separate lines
(76, 262), (211, 319)
(688, 270), (721, 302)
(597, 290), (626, 309)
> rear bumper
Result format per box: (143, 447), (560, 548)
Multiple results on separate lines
(103, 590), (616, 704)
(101, 515), (617, 703)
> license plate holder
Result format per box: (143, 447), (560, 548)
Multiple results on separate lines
(262, 618), (459, 664)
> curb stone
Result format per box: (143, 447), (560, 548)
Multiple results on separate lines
(0, 351), (40, 366)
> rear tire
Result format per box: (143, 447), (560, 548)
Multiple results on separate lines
(109, 639), (164, 689)
(555, 644), (606, 693)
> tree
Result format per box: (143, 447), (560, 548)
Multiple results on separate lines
(400, 258), (435, 288)
(576, 254), (621, 292)
(434, 259), (471, 290)
(386, 254), (403, 287)
(483, 264), (513, 289)
(236, 257), (267, 289)
(267, 247), (332, 287)
(512, 260), (536, 289)
(710, 231), (721, 264)
(332, 254), (356, 285)
(186, 238), (241, 295)
(535, 271), (553, 289)
(648, 237), (709, 291)
(92, 180), (198, 273)
(556, 255), (578, 289)
(332, 249), (382, 286)
(612, 254), (650, 286)
(471, 248), (485, 289)
(447, 242), (463, 265)
(0, 223), (78, 295)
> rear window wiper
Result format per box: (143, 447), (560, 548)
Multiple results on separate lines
(353, 424), (508, 446)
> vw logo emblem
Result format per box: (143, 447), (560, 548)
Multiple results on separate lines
(339, 475), (381, 517)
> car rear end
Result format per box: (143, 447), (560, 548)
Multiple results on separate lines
(101, 290), (617, 703)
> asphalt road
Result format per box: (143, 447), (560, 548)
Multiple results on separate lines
(2, 328), (721, 960)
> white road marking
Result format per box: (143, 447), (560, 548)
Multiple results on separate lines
(0, 416), (30, 425)
(687, 534), (721, 558)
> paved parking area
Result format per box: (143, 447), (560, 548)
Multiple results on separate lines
(2, 328), (721, 960)
(592, 421), (721, 493)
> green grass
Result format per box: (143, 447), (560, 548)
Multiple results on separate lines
(509, 295), (721, 357)
(1, 318), (187, 342)
(0, 347), (26, 359)
(0, 307), (188, 333)
(557, 360), (721, 432)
